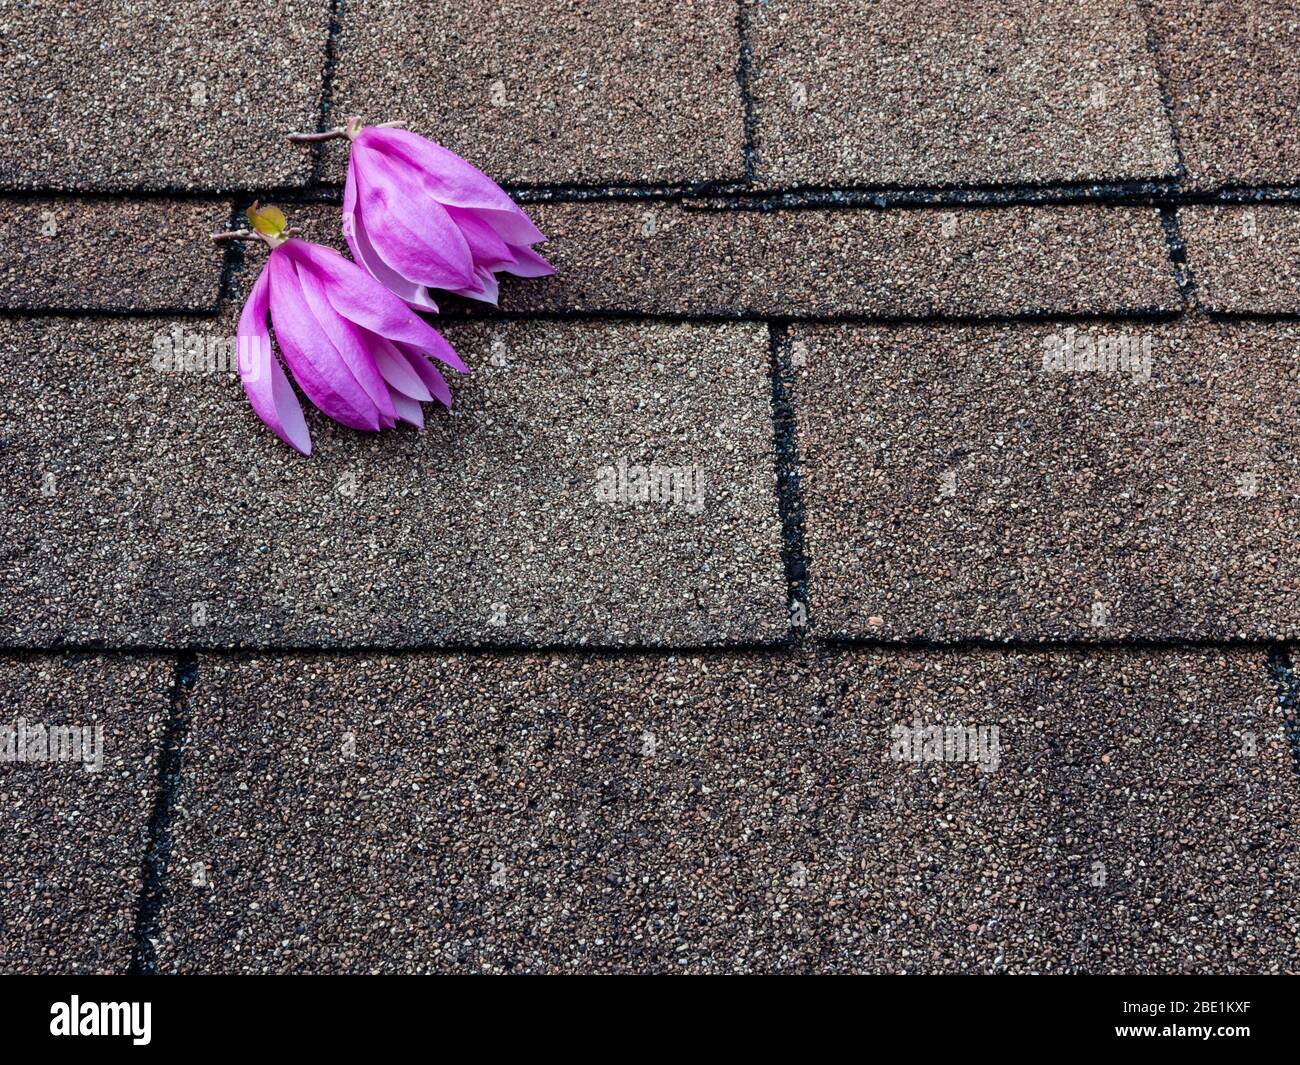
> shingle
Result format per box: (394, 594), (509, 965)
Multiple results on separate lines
(325, 0), (745, 185)
(0, 314), (784, 648)
(0, 1), (331, 191)
(793, 319), (1300, 642)
(1180, 206), (1300, 314)
(156, 648), (1299, 974)
(0, 654), (171, 975)
(746, 0), (1178, 187)
(504, 203), (1178, 317)
(1147, 1), (1300, 187)
(0, 198), (230, 312)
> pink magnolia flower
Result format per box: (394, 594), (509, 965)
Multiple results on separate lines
(339, 120), (554, 310)
(234, 205), (466, 456)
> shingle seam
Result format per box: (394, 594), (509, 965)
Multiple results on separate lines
(822, 635), (1300, 653)
(768, 323), (808, 643)
(1267, 646), (1300, 780)
(0, 307), (1185, 325)
(307, 0), (349, 187)
(217, 194), (263, 306)
(735, 0), (758, 182)
(219, 201), (251, 313)
(0, 306), (226, 321)
(0, 638), (794, 656)
(13, 181), (1300, 208)
(1158, 206), (1197, 306)
(0, 191), (233, 208)
(0, 183), (337, 200)
(128, 650), (197, 976)
(1133, 0), (1187, 180)
(1196, 311), (1300, 323)
(0, 639), (1285, 664)
(430, 308), (1184, 326)
(512, 184), (1300, 208)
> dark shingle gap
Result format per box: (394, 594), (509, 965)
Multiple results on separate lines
(216, 199), (251, 308)
(824, 634), (1298, 654)
(425, 308), (1183, 327)
(2, 637), (794, 657)
(1195, 310), (1300, 324)
(128, 650), (198, 976)
(308, 0), (349, 186)
(1133, 0), (1187, 180)
(3, 636), (1293, 665)
(1158, 206), (1197, 305)
(0, 306), (1187, 329)
(768, 323), (809, 643)
(735, 1), (758, 182)
(0, 306), (225, 321)
(510, 183), (1300, 208)
(16, 180), (1300, 209)
(1268, 646), (1300, 780)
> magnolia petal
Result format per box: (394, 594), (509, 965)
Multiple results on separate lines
(296, 258), (398, 424)
(268, 248), (380, 432)
(344, 202), (439, 312)
(353, 144), (476, 290)
(397, 343), (454, 407)
(389, 389), (425, 428)
(373, 337), (433, 402)
(357, 126), (517, 213)
(282, 240), (464, 368)
(343, 150), (437, 311)
(342, 150), (358, 218)
(446, 205), (516, 270)
(357, 126), (546, 245)
(408, 319), (467, 376)
(453, 266), (499, 306)
(501, 243), (556, 278)
(236, 261), (311, 455)
(476, 209), (547, 249)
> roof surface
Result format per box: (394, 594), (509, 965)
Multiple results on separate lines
(2, 0), (1299, 974)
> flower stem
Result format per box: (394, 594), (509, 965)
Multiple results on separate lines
(211, 227), (300, 247)
(285, 127), (346, 143)
(211, 228), (257, 244)
(285, 118), (402, 144)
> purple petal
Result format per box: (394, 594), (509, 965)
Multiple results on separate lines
(356, 126), (546, 245)
(446, 205), (516, 270)
(237, 261), (311, 455)
(454, 266), (499, 305)
(407, 320), (466, 377)
(268, 247), (380, 432)
(372, 337), (433, 402)
(501, 243), (556, 278)
(283, 240), (468, 372)
(352, 144), (476, 290)
(296, 258), (398, 424)
(344, 153), (439, 312)
(397, 343), (453, 407)
(389, 389), (425, 428)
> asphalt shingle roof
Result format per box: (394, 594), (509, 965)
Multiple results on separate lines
(509, 203), (1181, 317)
(1146, 0), (1300, 187)
(1180, 206), (1300, 314)
(0, 197), (231, 312)
(746, 0), (1178, 186)
(794, 319), (1300, 642)
(157, 648), (1299, 974)
(3, 0), (1299, 975)
(0, 655), (172, 974)
(327, 0), (747, 185)
(0, 1), (332, 191)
